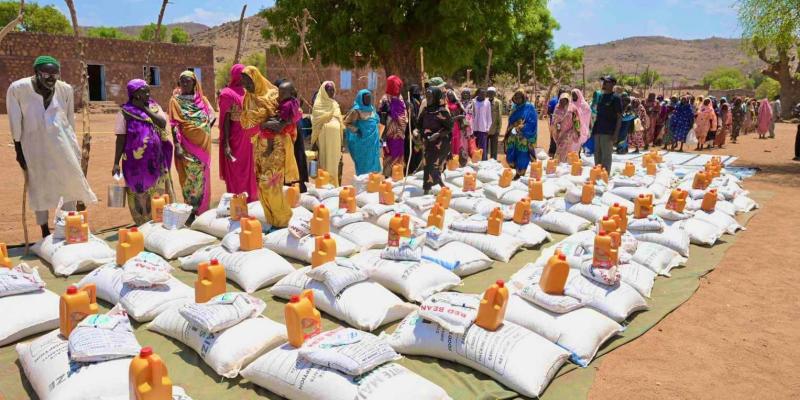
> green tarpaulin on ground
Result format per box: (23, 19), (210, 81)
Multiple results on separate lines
(0, 191), (766, 400)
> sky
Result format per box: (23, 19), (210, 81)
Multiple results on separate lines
(550, 0), (742, 47)
(32, 0), (740, 47)
(35, 0), (275, 28)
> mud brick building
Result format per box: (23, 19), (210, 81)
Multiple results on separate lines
(0, 32), (214, 113)
(263, 51), (386, 112)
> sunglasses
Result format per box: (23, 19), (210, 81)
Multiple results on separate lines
(37, 72), (60, 80)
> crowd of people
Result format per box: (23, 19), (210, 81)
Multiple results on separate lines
(535, 76), (786, 171)
(8, 55), (800, 240)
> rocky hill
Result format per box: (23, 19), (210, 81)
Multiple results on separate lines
(190, 15), (272, 68)
(580, 36), (763, 86)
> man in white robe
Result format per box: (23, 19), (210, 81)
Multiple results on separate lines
(7, 56), (96, 238)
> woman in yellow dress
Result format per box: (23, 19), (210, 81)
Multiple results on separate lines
(239, 66), (299, 228)
(311, 81), (344, 186)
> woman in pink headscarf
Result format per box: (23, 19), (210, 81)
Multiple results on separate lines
(570, 88), (591, 146)
(219, 64), (258, 200)
(550, 93), (582, 162)
(756, 98), (773, 139)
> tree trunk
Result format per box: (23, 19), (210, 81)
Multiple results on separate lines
(756, 45), (799, 119)
(778, 82), (800, 119)
(382, 44), (421, 87)
(233, 4), (247, 63)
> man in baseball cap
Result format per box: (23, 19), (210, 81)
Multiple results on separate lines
(591, 75), (622, 172)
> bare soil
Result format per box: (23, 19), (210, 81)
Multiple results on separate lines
(590, 123), (800, 399)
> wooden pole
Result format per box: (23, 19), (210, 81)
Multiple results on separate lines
(292, 8), (321, 85)
(484, 47), (493, 86)
(0, 0), (23, 40)
(145, 0), (169, 83)
(233, 4), (247, 63)
(241, 23), (250, 61)
(419, 47), (425, 86)
(466, 69), (471, 85)
(64, 0), (92, 178)
(532, 50), (537, 96)
(582, 62), (586, 93)
(516, 62), (521, 86)
(3, 0), (28, 253)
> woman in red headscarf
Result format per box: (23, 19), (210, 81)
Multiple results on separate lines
(378, 75), (408, 176)
(218, 64), (258, 200)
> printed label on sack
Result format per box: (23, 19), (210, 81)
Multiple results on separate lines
(68, 307), (140, 363)
(179, 292), (266, 333)
(0, 264), (46, 297)
(122, 251), (173, 288)
(305, 259), (367, 297)
(298, 327), (401, 376)
(418, 292), (480, 334)
(288, 215), (312, 239)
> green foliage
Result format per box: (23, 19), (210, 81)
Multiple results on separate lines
(261, 0), (557, 82)
(542, 45), (583, 86)
(138, 23), (169, 42)
(639, 67), (661, 88)
(619, 75), (640, 87)
(0, 1), (70, 34)
(595, 65), (617, 80)
(755, 77), (781, 99)
(170, 27), (189, 44)
(748, 69), (766, 88)
(86, 26), (130, 40)
(738, 0), (800, 53)
(710, 76), (742, 90)
(215, 53), (268, 90)
(702, 67), (753, 89)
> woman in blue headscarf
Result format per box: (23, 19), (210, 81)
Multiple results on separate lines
(343, 89), (381, 175)
(505, 89), (538, 177)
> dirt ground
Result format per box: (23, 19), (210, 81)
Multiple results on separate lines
(1, 115), (799, 398)
(590, 123), (800, 399)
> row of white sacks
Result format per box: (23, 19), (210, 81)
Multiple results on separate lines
(3, 155), (759, 399)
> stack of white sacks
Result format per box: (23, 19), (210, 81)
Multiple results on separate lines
(5, 150), (759, 400)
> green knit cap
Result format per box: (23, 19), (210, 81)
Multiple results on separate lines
(33, 55), (60, 69)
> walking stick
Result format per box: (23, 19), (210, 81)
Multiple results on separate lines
(22, 172), (30, 255)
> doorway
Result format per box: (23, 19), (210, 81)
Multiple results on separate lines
(87, 64), (106, 101)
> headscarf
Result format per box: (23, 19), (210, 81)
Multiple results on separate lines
(352, 89), (374, 113)
(240, 66), (279, 129)
(409, 84), (422, 102)
(228, 64), (245, 92)
(508, 90), (538, 140)
(311, 80), (343, 133)
(386, 75), (403, 97)
(33, 55), (60, 68)
(570, 88), (591, 143)
(177, 70), (211, 116)
(126, 79), (148, 99)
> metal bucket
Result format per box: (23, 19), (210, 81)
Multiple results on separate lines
(107, 184), (126, 208)
(308, 160), (318, 178)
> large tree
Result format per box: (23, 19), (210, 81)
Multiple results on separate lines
(0, 1), (70, 34)
(260, 0), (557, 85)
(738, 0), (800, 117)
